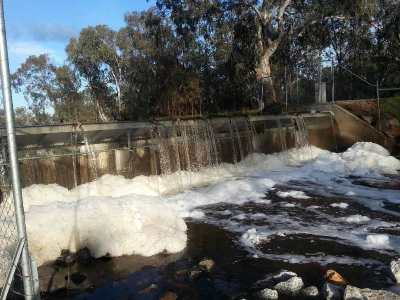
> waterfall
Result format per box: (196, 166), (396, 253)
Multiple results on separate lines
(150, 119), (221, 176)
(293, 115), (310, 148)
(247, 118), (259, 153)
(277, 118), (287, 152)
(82, 133), (99, 180)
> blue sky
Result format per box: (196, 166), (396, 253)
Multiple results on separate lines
(4, 0), (155, 107)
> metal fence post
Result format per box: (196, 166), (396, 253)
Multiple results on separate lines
(0, 1), (36, 299)
(284, 65), (288, 112)
(376, 80), (381, 131)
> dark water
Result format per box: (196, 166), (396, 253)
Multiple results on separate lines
(43, 177), (400, 300)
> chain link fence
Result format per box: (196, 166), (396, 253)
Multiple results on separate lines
(0, 138), (22, 299)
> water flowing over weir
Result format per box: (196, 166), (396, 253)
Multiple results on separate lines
(6, 112), (335, 189)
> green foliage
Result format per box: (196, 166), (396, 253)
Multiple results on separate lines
(11, 0), (400, 124)
(383, 97), (400, 122)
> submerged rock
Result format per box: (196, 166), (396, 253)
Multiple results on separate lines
(253, 270), (297, 289)
(391, 259), (400, 283)
(359, 288), (400, 299)
(255, 288), (278, 300)
(198, 258), (215, 272)
(273, 276), (304, 296)
(344, 285), (363, 300)
(188, 268), (203, 281)
(301, 285), (319, 298)
(323, 282), (345, 300)
(159, 291), (178, 300)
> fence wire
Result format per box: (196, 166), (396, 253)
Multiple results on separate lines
(0, 138), (27, 300)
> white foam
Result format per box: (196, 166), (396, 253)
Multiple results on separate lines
(20, 142), (400, 266)
(330, 203), (349, 209)
(241, 228), (268, 247)
(26, 194), (187, 266)
(277, 190), (311, 199)
(341, 215), (370, 224)
(366, 234), (392, 249)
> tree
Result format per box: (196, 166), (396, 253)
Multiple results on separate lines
(12, 54), (93, 124)
(12, 54), (55, 124)
(66, 25), (126, 121)
(157, 0), (378, 108)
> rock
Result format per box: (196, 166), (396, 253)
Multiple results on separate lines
(273, 276), (304, 296)
(139, 283), (158, 294)
(359, 288), (400, 299)
(255, 288), (278, 300)
(198, 259), (215, 272)
(188, 268), (203, 281)
(159, 291), (178, 300)
(325, 269), (348, 286)
(344, 285), (363, 300)
(301, 285), (319, 298)
(323, 282), (345, 300)
(253, 270), (297, 289)
(391, 259), (400, 283)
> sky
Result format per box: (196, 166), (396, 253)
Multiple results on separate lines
(4, 0), (155, 107)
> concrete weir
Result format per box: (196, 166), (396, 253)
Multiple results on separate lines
(0, 110), (367, 189)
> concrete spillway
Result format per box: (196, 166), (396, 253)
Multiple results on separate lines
(0, 108), (384, 189)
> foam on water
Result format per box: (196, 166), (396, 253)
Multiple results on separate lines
(20, 142), (400, 266)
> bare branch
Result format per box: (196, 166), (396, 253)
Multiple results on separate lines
(277, 0), (292, 21)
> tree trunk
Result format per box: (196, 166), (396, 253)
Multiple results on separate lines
(256, 49), (277, 110)
(95, 99), (110, 122)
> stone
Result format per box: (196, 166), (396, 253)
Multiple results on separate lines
(159, 291), (178, 300)
(255, 288), (278, 300)
(273, 276), (304, 296)
(301, 285), (319, 298)
(188, 268), (203, 281)
(139, 283), (158, 294)
(253, 270), (297, 289)
(323, 282), (345, 300)
(344, 285), (363, 300)
(391, 259), (400, 284)
(325, 269), (348, 286)
(359, 288), (400, 299)
(198, 259), (215, 272)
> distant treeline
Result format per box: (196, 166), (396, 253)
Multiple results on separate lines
(11, 0), (400, 124)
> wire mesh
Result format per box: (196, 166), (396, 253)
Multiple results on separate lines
(0, 137), (22, 299)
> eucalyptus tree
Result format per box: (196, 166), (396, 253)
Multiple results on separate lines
(157, 0), (379, 107)
(12, 54), (55, 123)
(12, 54), (93, 123)
(66, 25), (127, 121)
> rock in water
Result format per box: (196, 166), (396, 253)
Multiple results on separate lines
(323, 282), (345, 300)
(253, 270), (297, 289)
(198, 259), (215, 272)
(325, 269), (348, 285)
(359, 288), (400, 299)
(391, 259), (400, 283)
(301, 286), (319, 298)
(273, 276), (304, 296)
(159, 291), (178, 300)
(344, 285), (363, 300)
(256, 288), (278, 300)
